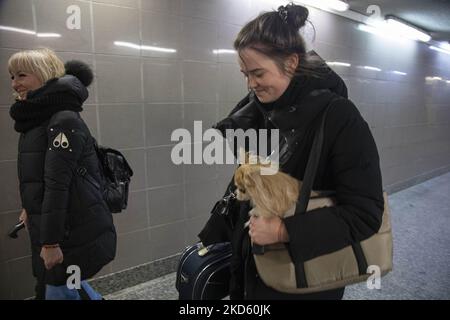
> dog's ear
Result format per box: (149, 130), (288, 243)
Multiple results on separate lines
(234, 166), (244, 187)
(238, 148), (255, 165)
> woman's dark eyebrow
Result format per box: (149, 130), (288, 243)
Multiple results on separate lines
(240, 68), (264, 74)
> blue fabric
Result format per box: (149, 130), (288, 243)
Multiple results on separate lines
(45, 280), (102, 300)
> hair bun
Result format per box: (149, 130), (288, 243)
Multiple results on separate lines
(64, 60), (93, 87)
(285, 3), (309, 30)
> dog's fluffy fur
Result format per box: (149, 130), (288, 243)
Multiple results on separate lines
(234, 153), (302, 220)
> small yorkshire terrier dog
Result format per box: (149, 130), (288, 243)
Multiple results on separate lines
(234, 152), (329, 226)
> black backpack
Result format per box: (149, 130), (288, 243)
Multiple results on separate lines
(94, 142), (133, 213)
(77, 139), (133, 214)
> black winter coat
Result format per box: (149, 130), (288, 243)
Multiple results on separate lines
(205, 67), (384, 300)
(14, 75), (116, 286)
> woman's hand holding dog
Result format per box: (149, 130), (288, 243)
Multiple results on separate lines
(249, 215), (289, 245)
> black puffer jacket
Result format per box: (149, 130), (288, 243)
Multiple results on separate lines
(210, 66), (384, 300)
(12, 68), (116, 286)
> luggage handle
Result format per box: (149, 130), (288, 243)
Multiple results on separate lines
(197, 242), (228, 257)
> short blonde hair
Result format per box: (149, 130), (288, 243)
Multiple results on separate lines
(8, 48), (65, 84)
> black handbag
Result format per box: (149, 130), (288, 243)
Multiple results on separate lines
(198, 182), (240, 246)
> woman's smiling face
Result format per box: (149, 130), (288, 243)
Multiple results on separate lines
(238, 47), (294, 103)
(10, 71), (42, 100)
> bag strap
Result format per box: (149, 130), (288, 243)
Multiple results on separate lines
(292, 95), (370, 289)
(291, 95), (338, 289)
(295, 96), (338, 216)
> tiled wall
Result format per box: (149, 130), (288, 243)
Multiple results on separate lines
(1, 0), (449, 299)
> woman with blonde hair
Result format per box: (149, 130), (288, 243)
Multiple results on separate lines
(8, 48), (116, 300)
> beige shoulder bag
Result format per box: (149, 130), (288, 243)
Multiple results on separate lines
(253, 102), (393, 294)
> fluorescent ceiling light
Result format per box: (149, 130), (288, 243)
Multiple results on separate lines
(114, 41), (176, 53)
(322, 0), (349, 12)
(358, 17), (431, 43)
(298, 0), (349, 12)
(213, 49), (236, 54)
(385, 17), (431, 42)
(36, 33), (61, 38)
(429, 46), (450, 55)
(439, 42), (450, 50)
(1, 25), (61, 38)
(391, 71), (407, 75)
(363, 66), (381, 71)
(425, 76), (442, 81)
(357, 24), (400, 41)
(0, 25), (36, 35)
(326, 61), (351, 67)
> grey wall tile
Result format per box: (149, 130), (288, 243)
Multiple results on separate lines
(93, 3), (140, 56)
(141, 11), (181, 59)
(184, 161), (218, 184)
(181, 17), (217, 62)
(216, 161), (237, 180)
(95, 55), (142, 103)
(0, 161), (21, 212)
(181, 0), (218, 20)
(183, 103), (218, 140)
(98, 104), (144, 149)
(0, 49), (19, 105)
(0, 0), (36, 49)
(113, 190), (148, 234)
(372, 103), (389, 129)
(314, 9), (353, 49)
(183, 61), (218, 102)
(141, 0), (180, 15)
(185, 215), (209, 244)
(34, 0), (93, 53)
(0, 262), (11, 299)
(215, 0), (253, 25)
(149, 221), (186, 260)
(147, 146), (183, 187)
(148, 185), (184, 226)
(217, 23), (240, 64)
(185, 179), (219, 219)
(112, 229), (151, 272)
(143, 58), (182, 102)
(8, 257), (35, 300)
(93, 0), (139, 8)
(145, 103), (183, 147)
(218, 63), (247, 103)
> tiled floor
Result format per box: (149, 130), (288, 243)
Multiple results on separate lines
(106, 172), (450, 300)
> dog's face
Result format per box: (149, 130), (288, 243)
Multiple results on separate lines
(234, 151), (272, 202)
(234, 154), (301, 220)
(234, 166), (252, 201)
